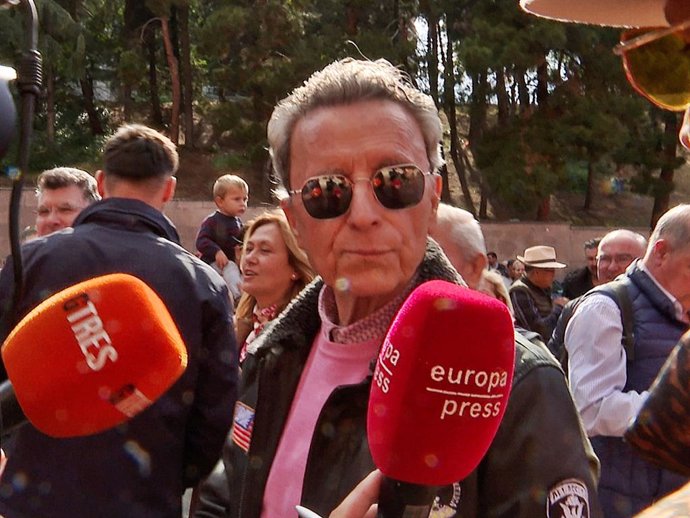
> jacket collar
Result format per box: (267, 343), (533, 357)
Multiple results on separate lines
(247, 238), (463, 357)
(74, 198), (181, 244)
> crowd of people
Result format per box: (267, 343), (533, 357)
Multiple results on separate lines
(0, 0), (689, 516)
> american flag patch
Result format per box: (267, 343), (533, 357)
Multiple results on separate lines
(231, 401), (255, 452)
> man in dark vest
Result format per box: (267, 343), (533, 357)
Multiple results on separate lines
(564, 204), (690, 518)
(509, 245), (569, 342)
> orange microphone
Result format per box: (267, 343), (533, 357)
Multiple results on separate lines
(1, 273), (188, 438)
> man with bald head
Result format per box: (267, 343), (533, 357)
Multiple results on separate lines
(597, 229), (649, 284)
(565, 207), (690, 517)
(548, 229), (647, 358)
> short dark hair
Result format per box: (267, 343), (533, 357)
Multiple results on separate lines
(584, 238), (601, 250)
(36, 167), (99, 203)
(103, 124), (178, 181)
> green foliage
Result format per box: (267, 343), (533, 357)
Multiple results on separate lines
(212, 151), (251, 172)
(0, 0), (684, 217)
(118, 49), (146, 87)
(476, 111), (566, 216)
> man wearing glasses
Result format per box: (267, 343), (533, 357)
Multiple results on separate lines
(33, 167), (100, 237)
(521, 2), (690, 517)
(193, 58), (600, 518)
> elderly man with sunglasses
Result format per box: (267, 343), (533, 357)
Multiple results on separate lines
(192, 58), (601, 518)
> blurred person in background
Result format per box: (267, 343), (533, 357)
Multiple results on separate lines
(34, 167), (99, 237)
(510, 245), (569, 342)
(430, 202), (487, 290)
(562, 238), (602, 299)
(235, 210), (315, 362)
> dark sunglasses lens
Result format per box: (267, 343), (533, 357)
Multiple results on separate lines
(621, 28), (690, 111)
(301, 175), (353, 219)
(373, 166), (425, 210)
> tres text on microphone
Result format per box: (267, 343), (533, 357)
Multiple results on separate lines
(63, 293), (118, 371)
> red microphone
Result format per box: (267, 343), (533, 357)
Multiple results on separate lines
(1, 273), (188, 437)
(367, 280), (515, 517)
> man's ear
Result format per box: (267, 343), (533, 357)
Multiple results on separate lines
(95, 170), (106, 197)
(162, 176), (177, 204)
(473, 253), (489, 277)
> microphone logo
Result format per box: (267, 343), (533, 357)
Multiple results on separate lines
(63, 292), (118, 372)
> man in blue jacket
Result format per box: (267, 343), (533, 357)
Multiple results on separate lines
(0, 124), (238, 518)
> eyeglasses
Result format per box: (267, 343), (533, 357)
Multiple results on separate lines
(613, 18), (690, 111)
(597, 253), (634, 266)
(287, 164), (434, 220)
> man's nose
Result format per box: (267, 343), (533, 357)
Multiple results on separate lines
(347, 179), (380, 226)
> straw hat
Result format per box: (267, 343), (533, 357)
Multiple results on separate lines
(519, 0), (669, 28)
(517, 245), (566, 269)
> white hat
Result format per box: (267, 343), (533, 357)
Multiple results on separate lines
(519, 0), (669, 28)
(517, 245), (566, 269)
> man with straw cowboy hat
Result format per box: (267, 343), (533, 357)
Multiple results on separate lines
(509, 245), (569, 342)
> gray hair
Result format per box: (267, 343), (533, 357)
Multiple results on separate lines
(267, 58), (444, 191)
(36, 167), (99, 204)
(432, 203), (486, 261)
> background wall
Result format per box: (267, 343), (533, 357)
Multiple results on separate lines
(0, 189), (650, 280)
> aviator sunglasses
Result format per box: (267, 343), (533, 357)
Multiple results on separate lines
(614, 18), (690, 111)
(288, 164), (434, 220)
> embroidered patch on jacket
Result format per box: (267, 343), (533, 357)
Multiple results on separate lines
(547, 478), (589, 518)
(430, 483), (461, 517)
(231, 401), (254, 453)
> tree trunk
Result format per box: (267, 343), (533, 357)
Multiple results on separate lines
(536, 57), (549, 107)
(537, 196), (551, 221)
(650, 111), (680, 229)
(496, 67), (510, 126)
(515, 66), (530, 110)
(160, 17), (180, 145)
(468, 71), (488, 154)
(179, 4), (194, 147)
(421, 2), (440, 108)
(79, 74), (104, 135)
(443, 18), (476, 215)
(144, 26), (163, 126)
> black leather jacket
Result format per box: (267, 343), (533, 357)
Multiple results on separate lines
(193, 242), (602, 518)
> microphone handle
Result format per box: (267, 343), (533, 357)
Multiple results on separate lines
(0, 379), (26, 436)
(377, 477), (439, 518)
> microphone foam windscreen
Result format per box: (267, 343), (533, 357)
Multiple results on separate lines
(2, 273), (188, 437)
(368, 280), (515, 486)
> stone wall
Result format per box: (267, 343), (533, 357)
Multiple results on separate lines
(0, 188), (649, 281)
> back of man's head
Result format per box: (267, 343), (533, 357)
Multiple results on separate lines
(103, 124), (178, 181)
(643, 204), (690, 301)
(430, 203), (487, 289)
